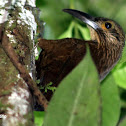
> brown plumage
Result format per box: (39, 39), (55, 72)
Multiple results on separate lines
(36, 9), (125, 100)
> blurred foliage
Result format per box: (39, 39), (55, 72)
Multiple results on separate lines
(36, 0), (126, 125)
(36, 0), (126, 39)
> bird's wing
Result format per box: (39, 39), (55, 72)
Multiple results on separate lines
(36, 38), (97, 100)
(37, 38), (97, 85)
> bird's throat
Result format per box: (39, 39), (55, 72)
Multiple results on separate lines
(88, 26), (101, 44)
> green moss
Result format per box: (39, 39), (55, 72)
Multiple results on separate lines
(0, 90), (11, 96)
(0, 101), (10, 112)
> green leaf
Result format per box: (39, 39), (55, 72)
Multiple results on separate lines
(118, 45), (126, 65)
(118, 117), (126, 126)
(77, 23), (90, 40)
(112, 65), (126, 89)
(58, 21), (74, 39)
(43, 47), (101, 126)
(34, 111), (45, 126)
(101, 75), (121, 126)
(111, 45), (126, 89)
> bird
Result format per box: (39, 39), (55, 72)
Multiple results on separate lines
(36, 9), (125, 100)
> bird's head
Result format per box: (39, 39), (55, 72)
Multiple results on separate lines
(63, 9), (125, 47)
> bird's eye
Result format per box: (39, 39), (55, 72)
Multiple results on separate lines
(105, 22), (112, 29)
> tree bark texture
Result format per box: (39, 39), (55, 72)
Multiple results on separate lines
(0, 0), (37, 125)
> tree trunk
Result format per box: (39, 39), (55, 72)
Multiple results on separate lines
(0, 0), (37, 125)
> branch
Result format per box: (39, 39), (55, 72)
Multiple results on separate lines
(1, 33), (48, 110)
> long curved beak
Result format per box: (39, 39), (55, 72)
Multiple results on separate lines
(63, 9), (100, 30)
